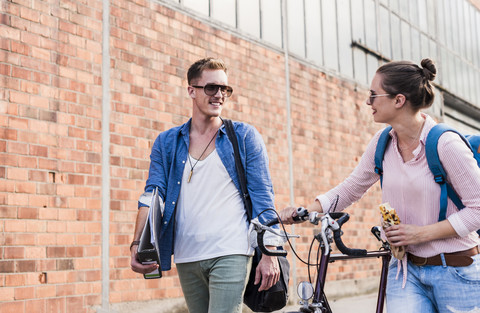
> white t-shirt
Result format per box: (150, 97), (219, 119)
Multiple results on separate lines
(174, 149), (253, 263)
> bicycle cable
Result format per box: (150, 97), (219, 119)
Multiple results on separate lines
(256, 208), (322, 267)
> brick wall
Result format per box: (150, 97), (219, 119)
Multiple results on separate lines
(0, 1), (384, 312)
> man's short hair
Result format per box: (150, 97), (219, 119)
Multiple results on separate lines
(187, 57), (228, 85)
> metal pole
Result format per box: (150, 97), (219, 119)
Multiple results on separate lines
(281, 0), (297, 292)
(99, 0), (111, 311)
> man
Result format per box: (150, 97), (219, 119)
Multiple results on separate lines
(130, 57), (280, 313)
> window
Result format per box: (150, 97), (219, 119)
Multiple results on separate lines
(337, 0), (353, 78)
(411, 28), (420, 63)
(322, 0), (339, 71)
(379, 6), (392, 59)
(238, 0), (260, 37)
(305, 0), (323, 65)
(211, 0), (236, 27)
(409, 0), (419, 27)
(421, 33), (429, 59)
(183, 0), (209, 16)
(390, 15), (402, 60)
(426, 0), (436, 36)
(261, 0), (282, 47)
(417, 0), (428, 32)
(401, 21), (411, 60)
(351, 0), (367, 84)
(287, 0), (306, 57)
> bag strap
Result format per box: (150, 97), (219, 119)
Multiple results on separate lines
(223, 119), (253, 221)
(374, 126), (392, 187)
(425, 123), (473, 220)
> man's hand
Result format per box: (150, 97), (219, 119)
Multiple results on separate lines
(130, 245), (159, 274)
(130, 207), (158, 274)
(254, 249), (280, 291)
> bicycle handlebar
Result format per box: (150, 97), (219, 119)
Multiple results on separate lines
(332, 213), (367, 257)
(259, 209), (367, 257)
(256, 218), (288, 257)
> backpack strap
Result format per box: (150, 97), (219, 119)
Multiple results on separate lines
(425, 123), (473, 221)
(374, 126), (393, 187)
(465, 134), (480, 165)
(223, 118), (253, 221)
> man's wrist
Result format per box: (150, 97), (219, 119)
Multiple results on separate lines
(130, 240), (140, 251)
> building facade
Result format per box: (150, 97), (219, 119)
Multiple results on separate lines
(1, 0), (479, 312)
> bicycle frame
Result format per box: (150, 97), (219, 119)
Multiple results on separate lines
(313, 247), (391, 313)
(255, 210), (392, 313)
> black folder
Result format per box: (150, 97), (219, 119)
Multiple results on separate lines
(137, 188), (163, 279)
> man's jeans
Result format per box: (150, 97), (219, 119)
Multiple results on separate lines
(387, 254), (480, 313)
(176, 255), (252, 313)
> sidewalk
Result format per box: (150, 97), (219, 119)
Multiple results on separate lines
(111, 292), (381, 313)
(276, 293), (379, 313)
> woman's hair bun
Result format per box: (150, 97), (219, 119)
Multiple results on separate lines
(421, 58), (436, 81)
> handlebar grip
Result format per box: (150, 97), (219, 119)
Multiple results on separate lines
(329, 212), (346, 220)
(264, 218), (280, 227)
(333, 230), (367, 256)
(293, 207), (309, 222)
(331, 213), (367, 256)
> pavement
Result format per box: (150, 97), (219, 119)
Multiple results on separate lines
(111, 292), (381, 313)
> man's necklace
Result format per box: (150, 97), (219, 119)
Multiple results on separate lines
(187, 129), (219, 183)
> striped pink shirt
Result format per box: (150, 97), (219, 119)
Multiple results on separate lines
(318, 114), (480, 258)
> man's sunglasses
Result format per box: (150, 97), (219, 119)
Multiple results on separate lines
(191, 84), (233, 97)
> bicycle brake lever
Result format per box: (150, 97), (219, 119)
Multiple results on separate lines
(251, 219), (299, 238)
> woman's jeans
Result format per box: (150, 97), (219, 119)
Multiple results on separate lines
(386, 254), (480, 313)
(176, 255), (252, 313)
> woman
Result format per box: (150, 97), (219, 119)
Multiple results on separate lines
(280, 59), (480, 313)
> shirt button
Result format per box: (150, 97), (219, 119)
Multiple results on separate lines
(172, 202), (175, 205)
(182, 160), (185, 163)
(164, 222), (167, 225)
(177, 181), (180, 184)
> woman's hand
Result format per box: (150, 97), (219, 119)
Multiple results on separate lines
(278, 206), (299, 224)
(384, 219), (457, 247)
(279, 200), (323, 224)
(383, 224), (421, 246)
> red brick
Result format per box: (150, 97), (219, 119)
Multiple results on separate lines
(7, 167), (28, 180)
(0, 206), (17, 218)
(18, 207), (39, 219)
(47, 246), (66, 258)
(16, 260), (36, 272)
(14, 233), (36, 245)
(4, 219), (26, 232)
(16, 181), (36, 194)
(67, 174), (85, 185)
(5, 273), (26, 287)
(25, 299), (46, 313)
(0, 301), (24, 313)
(0, 261), (15, 273)
(28, 170), (47, 182)
(66, 247), (84, 258)
(46, 297), (65, 313)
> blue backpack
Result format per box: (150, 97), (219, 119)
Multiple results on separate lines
(374, 123), (480, 235)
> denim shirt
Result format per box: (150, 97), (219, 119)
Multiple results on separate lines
(139, 119), (276, 271)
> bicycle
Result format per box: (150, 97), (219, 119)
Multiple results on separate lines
(252, 207), (392, 313)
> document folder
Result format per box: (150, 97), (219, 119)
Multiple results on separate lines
(137, 187), (163, 279)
